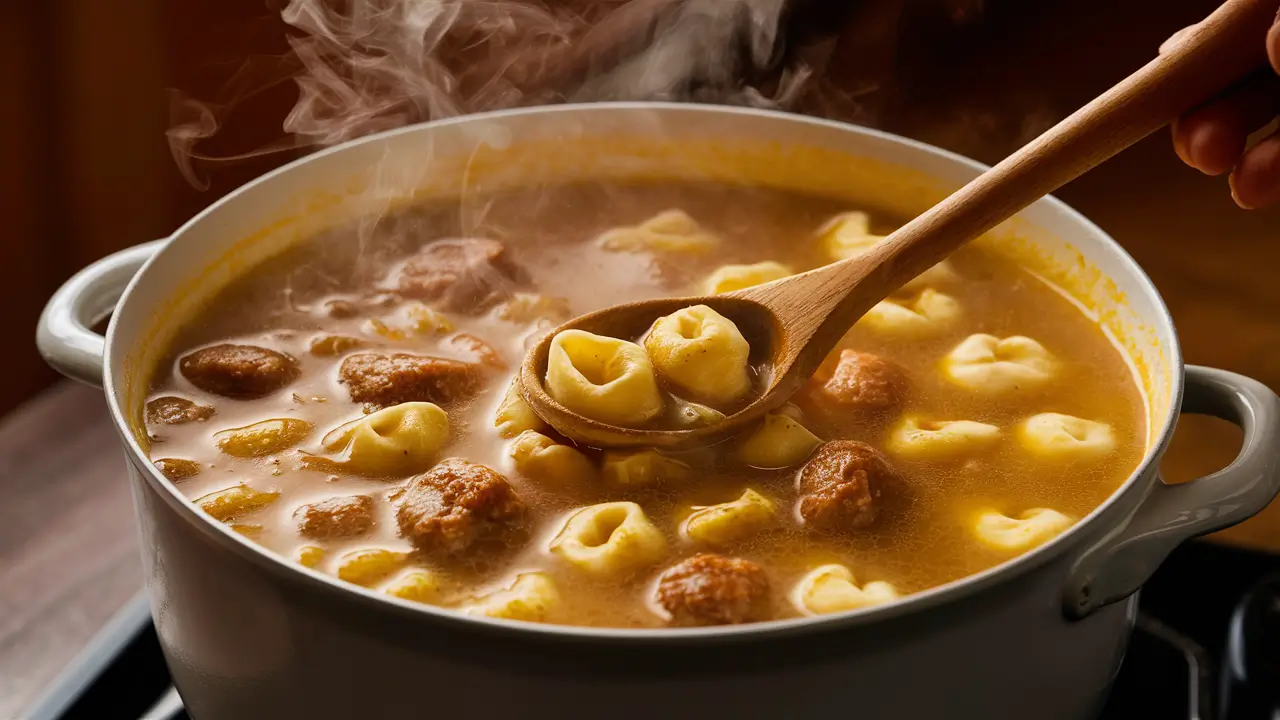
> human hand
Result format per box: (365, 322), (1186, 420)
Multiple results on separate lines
(1164, 14), (1280, 208)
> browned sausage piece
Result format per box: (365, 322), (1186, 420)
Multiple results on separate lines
(797, 440), (900, 532)
(396, 458), (527, 556)
(295, 495), (376, 539)
(816, 350), (905, 413)
(179, 344), (300, 399)
(655, 553), (771, 626)
(145, 396), (215, 425)
(340, 353), (482, 407)
(395, 238), (526, 313)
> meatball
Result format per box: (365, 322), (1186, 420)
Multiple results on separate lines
(340, 353), (482, 407)
(396, 458), (527, 556)
(655, 554), (771, 626)
(295, 495), (376, 539)
(797, 440), (900, 531)
(815, 350), (905, 413)
(394, 238), (525, 313)
(145, 396), (215, 425)
(179, 344), (300, 399)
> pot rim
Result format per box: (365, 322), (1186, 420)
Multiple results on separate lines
(106, 101), (1184, 644)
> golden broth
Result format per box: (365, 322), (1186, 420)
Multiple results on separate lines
(143, 180), (1146, 628)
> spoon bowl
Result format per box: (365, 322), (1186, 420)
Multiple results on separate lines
(519, 293), (786, 450)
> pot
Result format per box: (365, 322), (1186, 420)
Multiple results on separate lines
(36, 104), (1280, 719)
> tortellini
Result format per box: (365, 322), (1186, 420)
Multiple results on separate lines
(792, 564), (900, 615)
(320, 402), (450, 477)
(601, 449), (692, 486)
(308, 334), (364, 357)
(817, 211), (883, 259)
(336, 548), (408, 587)
(549, 501), (668, 576)
(296, 545), (326, 569)
(973, 508), (1073, 551)
(669, 396), (727, 428)
(385, 570), (444, 604)
(737, 412), (822, 469)
(367, 302), (454, 341)
(682, 489), (778, 547)
(943, 334), (1056, 393)
(644, 305), (752, 404)
(1017, 413), (1116, 460)
(509, 430), (597, 484)
(545, 330), (663, 427)
(196, 484), (280, 522)
(496, 292), (571, 325)
(702, 261), (793, 295)
(859, 289), (961, 335)
(597, 209), (720, 255)
(886, 418), (1002, 461)
(494, 380), (547, 438)
(463, 572), (560, 622)
(215, 418), (313, 458)
(816, 211), (956, 289)
(154, 458), (201, 481)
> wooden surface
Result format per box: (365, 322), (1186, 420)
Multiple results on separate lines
(0, 383), (141, 719)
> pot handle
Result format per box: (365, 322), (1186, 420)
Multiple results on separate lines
(36, 240), (166, 388)
(1065, 365), (1280, 619)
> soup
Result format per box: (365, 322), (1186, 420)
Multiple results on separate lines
(142, 180), (1145, 628)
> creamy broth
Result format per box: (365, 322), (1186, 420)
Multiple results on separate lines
(144, 181), (1146, 628)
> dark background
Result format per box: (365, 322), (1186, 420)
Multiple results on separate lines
(2, 0), (1277, 547)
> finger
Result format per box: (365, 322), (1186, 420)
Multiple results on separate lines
(1173, 71), (1280, 175)
(1161, 23), (1203, 167)
(1171, 119), (1193, 166)
(1229, 126), (1280, 208)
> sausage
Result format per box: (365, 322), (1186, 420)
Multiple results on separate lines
(797, 440), (900, 531)
(145, 396), (215, 425)
(396, 458), (527, 557)
(394, 238), (525, 313)
(179, 344), (300, 399)
(655, 553), (771, 626)
(295, 495), (376, 539)
(815, 350), (905, 413)
(339, 353), (482, 407)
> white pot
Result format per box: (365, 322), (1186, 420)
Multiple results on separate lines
(36, 103), (1280, 719)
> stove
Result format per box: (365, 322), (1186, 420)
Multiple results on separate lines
(24, 540), (1279, 719)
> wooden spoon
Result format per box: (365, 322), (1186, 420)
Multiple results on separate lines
(520, 0), (1280, 450)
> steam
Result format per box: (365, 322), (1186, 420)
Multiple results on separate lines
(169, 0), (830, 186)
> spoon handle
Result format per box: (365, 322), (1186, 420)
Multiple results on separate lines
(872, 0), (1280, 292)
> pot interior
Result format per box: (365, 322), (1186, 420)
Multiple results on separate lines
(105, 104), (1180, 636)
